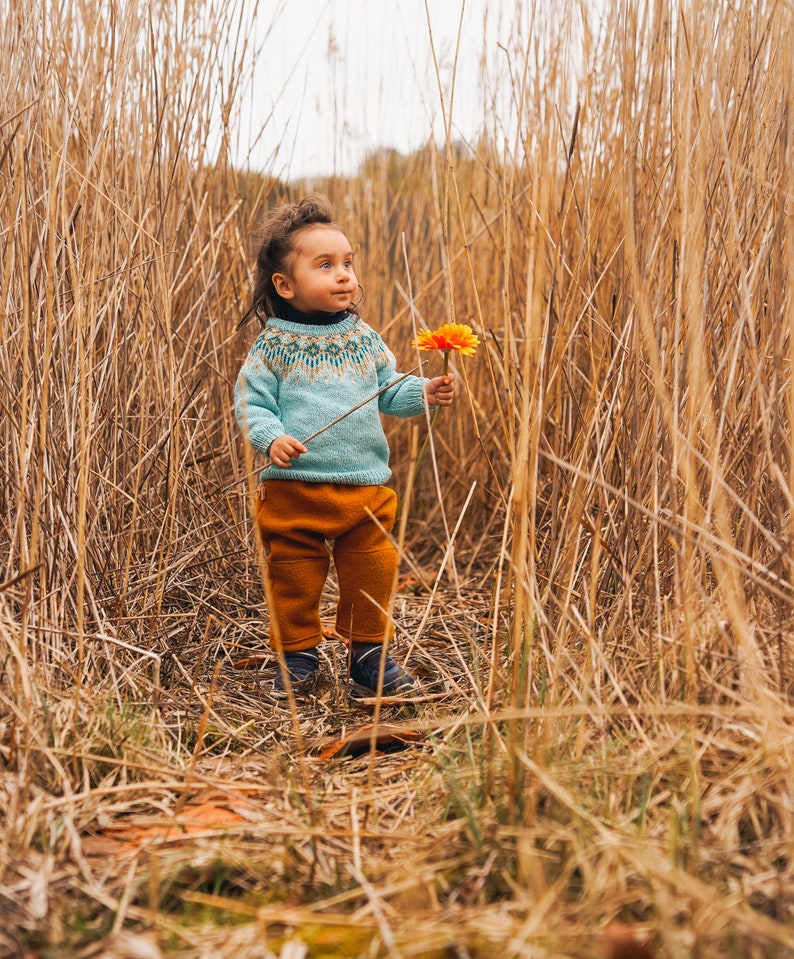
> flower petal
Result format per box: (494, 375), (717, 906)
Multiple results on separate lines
(412, 323), (479, 356)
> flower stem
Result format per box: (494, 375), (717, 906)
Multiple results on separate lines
(410, 351), (449, 487)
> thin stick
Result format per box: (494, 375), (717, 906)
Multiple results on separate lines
(300, 366), (420, 444)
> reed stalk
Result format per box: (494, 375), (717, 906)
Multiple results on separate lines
(2, 1), (793, 956)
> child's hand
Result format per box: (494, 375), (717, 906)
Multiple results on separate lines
(426, 373), (455, 407)
(268, 434), (308, 467)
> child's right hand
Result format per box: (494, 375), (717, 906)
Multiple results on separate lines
(268, 435), (308, 467)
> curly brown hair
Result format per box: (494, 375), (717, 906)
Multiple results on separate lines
(238, 194), (357, 330)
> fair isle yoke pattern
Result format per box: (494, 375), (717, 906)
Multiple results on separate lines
(235, 314), (430, 486)
(250, 317), (387, 385)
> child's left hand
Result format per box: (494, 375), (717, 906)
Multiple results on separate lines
(426, 373), (455, 407)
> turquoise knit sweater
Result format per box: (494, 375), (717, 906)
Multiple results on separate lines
(235, 314), (429, 485)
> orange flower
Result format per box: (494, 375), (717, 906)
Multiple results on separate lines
(413, 323), (479, 357)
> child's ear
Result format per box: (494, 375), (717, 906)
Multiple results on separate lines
(272, 272), (294, 300)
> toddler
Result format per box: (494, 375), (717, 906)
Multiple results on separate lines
(235, 194), (454, 697)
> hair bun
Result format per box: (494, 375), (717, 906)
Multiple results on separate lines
(290, 193), (334, 227)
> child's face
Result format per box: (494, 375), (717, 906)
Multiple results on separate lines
(273, 225), (358, 314)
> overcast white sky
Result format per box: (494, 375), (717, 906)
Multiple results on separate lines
(231, 0), (521, 180)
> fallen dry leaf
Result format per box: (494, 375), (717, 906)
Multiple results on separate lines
(321, 623), (344, 641)
(396, 573), (425, 593)
(232, 655), (268, 671)
(82, 789), (264, 856)
(318, 723), (425, 760)
(603, 920), (654, 959)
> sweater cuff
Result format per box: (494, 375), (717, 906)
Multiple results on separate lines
(249, 425), (286, 456)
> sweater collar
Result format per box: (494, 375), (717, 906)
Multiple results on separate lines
(283, 304), (350, 326)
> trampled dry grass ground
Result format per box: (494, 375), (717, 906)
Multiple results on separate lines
(3, 1), (794, 956)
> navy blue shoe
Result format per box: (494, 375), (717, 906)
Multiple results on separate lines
(274, 648), (320, 696)
(349, 644), (418, 697)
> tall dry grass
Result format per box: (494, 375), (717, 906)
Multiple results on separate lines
(2, 0), (794, 956)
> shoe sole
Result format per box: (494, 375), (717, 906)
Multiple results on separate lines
(348, 679), (420, 700)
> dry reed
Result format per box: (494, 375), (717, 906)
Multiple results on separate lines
(2, 0), (794, 957)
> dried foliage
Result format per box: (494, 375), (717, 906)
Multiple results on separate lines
(2, 1), (794, 957)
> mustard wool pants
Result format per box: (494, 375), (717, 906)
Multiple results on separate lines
(256, 480), (398, 653)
